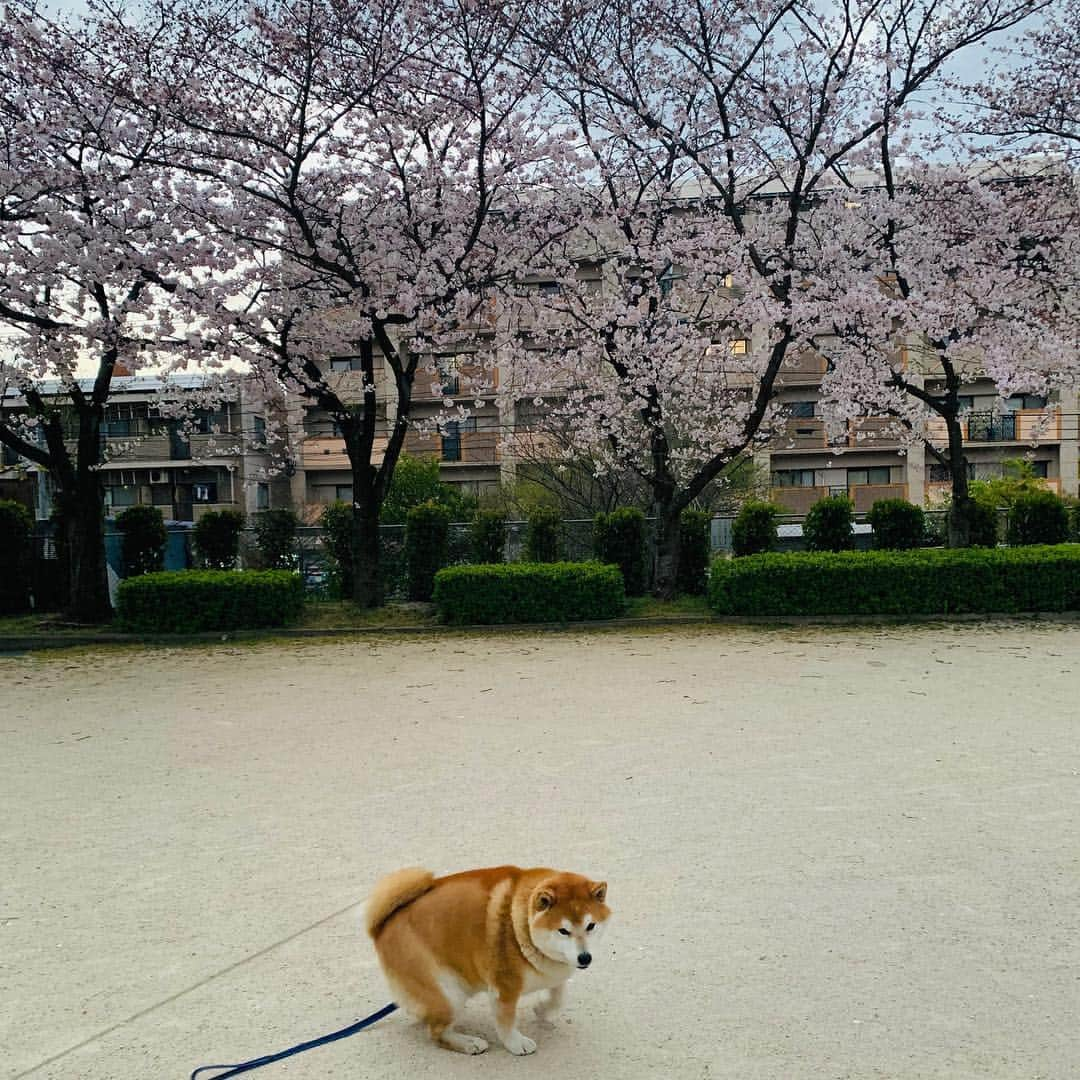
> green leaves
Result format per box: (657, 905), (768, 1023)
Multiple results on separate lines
(434, 562), (625, 624)
(116, 570), (304, 632)
(708, 546), (1080, 616)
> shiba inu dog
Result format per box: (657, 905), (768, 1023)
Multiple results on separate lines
(365, 865), (610, 1055)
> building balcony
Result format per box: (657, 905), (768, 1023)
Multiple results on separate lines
(775, 350), (828, 387)
(927, 409), (1061, 445)
(770, 483), (908, 514)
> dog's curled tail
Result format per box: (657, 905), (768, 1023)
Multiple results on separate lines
(365, 867), (435, 938)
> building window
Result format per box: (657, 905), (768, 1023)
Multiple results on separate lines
(847, 467), (892, 486)
(253, 416), (267, 442)
(788, 401), (816, 418)
(194, 409), (229, 434)
(1005, 393), (1047, 411)
(256, 482), (270, 510)
(193, 482), (218, 503)
(1028, 460), (1049, 478)
(151, 485), (172, 506)
(441, 422), (461, 462)
(956, 395), (974, 412)
(729, 338), (749, 355)
(436, 356), (460, 396)
(334, 484), (353, 503)
(772, 469), (816, 487)
(329, 357), (358, 372)
(929, 463), (975, 483)
(106, 486), (138, 508)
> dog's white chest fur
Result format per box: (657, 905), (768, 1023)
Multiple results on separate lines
(520, 963), (572, 995)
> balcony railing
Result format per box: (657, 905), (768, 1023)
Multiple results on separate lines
(928, 409), (1061, 444)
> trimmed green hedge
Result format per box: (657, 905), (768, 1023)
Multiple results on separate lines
(433, 561), (625, 624)
(116, 570), (304, 632)
(708, 545), (1080, 617)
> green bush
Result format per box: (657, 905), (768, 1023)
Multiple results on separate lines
(116, 505), (167, 576)
(253, 508), (299, 569)
(193, 509), (245, 569)
(116, 570), (304, 632)
(380, 453), (479, 525)
(804, 495), (854, 552)
(0, 499), (33, 613)
(593, 507), (647, 595)
(708, 545), (1080, 617)
(1069, 499), (1080, 542)
(470, 509), (506, 563)
(525, 505), (562, 562)
(677, 509), (711, 595)
(1006, 490), (1069, 546)
(867, 499), (925, 550)
(405, 500), (451, 601)
(319, 501), (353, 596)
(967, 496), (1001, 547)
(731, 500), (780, 557)
(434, 562), (625, 624)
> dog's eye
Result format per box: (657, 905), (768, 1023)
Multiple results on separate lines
(587, 922), (596, 932)
(558, 928), (571, 936)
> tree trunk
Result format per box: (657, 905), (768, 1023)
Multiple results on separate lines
(943, 413), (973, 548)
(59, 478), (111, 622)
(651, 504), (682, 600)
(350, 495), (382, 609)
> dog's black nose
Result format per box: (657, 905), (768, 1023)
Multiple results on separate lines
(577, 952), (592, 968)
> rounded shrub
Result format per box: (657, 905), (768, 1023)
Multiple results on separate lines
(525, 505), (562, 563)
(253, 507), (299, 569)
(193, 509), (245, 569)
(731, 500), (779, 557)
(470, 509), (506, 563)
(116, 569), (303, 632)
(593, 506), (647, 596)
(677, 509), (711, 595)
(0, 499), (33, 613)
(967, 496), (1001, 547)
(1006, 490), (1069, 546)
(803, 495), (854, 552)
(320, 501), (353, 596)
(405, 500), (451, 601)
(867, 498), (925, 550)
(116, 504), (167, 576)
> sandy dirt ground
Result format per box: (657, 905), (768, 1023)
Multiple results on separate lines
(2, 622), (1078, 1080)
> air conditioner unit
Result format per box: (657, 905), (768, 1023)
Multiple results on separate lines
(150, 469), (170, 484)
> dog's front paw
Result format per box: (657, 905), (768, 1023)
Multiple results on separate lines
(461, 1035), (489, 1055)
(443, 1032), (489, 1055)
(503, 1032), (537, 1056)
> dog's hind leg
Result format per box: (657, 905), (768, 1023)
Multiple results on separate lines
(391, 967), (487, 1055)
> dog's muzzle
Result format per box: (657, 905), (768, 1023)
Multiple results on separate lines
(577, 952), (592, 969)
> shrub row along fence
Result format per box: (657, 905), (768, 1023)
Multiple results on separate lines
(707, 545), (1080, 617)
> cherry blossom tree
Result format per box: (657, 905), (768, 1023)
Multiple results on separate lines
(809, 160), (1079, 546)
(110, 0), (563, 607)
(510, 0), (1051, 592)
(963, 0), (1079, 159)
(0, 2), (217, 620)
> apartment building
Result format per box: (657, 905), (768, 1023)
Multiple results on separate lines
(766, 350), (1080, 513)
(0, 374), (291, 521)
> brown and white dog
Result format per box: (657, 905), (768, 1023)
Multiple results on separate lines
(365, 865), (610, 1055)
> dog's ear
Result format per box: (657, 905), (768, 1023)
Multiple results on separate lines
(590, 881), (607, 903)
(534, 888), (555, 912)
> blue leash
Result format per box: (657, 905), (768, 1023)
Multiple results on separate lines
(190, 1001), (398, 1079)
